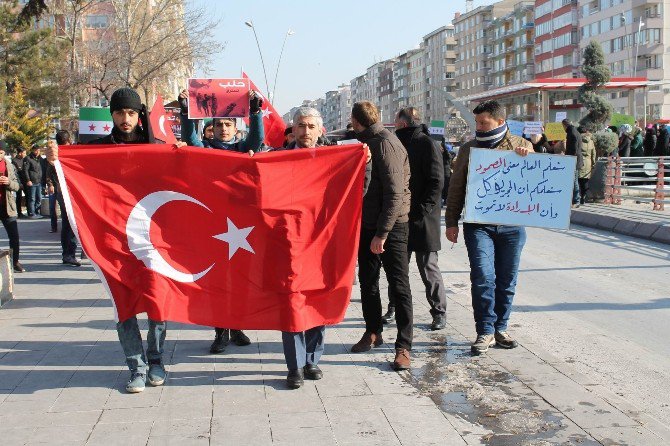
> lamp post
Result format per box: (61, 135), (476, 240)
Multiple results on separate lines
(633, 18), (645, 121)
(271, 29), (294, 105)
(244, 20), (270, 99)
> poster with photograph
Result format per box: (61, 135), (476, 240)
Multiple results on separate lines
(187, 78), (250, 119)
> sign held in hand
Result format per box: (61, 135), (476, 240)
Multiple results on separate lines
(464, 148), (577, 230)
(187, 78), (250, 119)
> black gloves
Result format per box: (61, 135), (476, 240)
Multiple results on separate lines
(249, 92), (263, 114)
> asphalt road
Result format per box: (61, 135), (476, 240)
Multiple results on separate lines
(440, 223), (670, 428)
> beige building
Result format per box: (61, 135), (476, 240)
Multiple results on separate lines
(423, 26), (458, 125)
(578, 0), (666, 120)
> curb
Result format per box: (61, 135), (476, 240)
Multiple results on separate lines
(570, 209), (670, 245)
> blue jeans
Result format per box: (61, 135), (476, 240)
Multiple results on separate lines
(26, 185), (42, 216)
(116, 317), (166, 374)
(463, 224), (526, 335)
(282, 326), (325, 370)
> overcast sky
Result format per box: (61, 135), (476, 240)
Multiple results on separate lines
(186, 0), (497, 114)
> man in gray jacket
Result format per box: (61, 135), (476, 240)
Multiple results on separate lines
(349, 101), (414, 371)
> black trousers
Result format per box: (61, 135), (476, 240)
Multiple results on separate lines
(15, 189), (24, 216)
(578, 178), (589, 204)
(55, 192), (77, 259)
(358, 222), (413, 350)
(1, 217), (20, 265)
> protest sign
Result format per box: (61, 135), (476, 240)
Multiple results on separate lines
(464, 148), (576, 230)
(507, 120), (525, 137)
(523, 121), (543, 135)
(429, 127), (445, 135)
(545, 122), (567, 141)
(187, 78), (250, 119)
(555, 111), (567, 122)
(610, 113), (635, 127)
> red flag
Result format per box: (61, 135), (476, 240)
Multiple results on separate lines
(149, 95), (178, 144)
(242, 72), (286, 148)
(56, 144), (366, 332)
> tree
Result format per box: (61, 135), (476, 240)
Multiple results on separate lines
(2, 79), (52, 153)
(578, 41), (613, 133)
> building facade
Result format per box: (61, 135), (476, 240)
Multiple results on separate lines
(535, 0), (580, 79)
(423, 26), (458, 125)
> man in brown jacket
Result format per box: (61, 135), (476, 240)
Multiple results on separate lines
(349, 101), (414, 371)
(445, 100), (533, 355)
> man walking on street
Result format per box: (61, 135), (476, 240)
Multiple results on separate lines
(394, 107), (446, 331)
(350, 101), (414, 371)
(445, 100), (533, 355)
(48, 87), (186, 393)
(47, 130), (81, 267)
(0, 146), (25, 273)
(562, 119), (583, 207)
(23, 144), (43, 218)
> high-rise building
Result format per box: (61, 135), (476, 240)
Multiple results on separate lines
(452, 0), (517, 98)
(535, 0), (580, 79)
(577, 0), (665, 119)
(423, 26), (458, 124)
(489, 1), (536, 88)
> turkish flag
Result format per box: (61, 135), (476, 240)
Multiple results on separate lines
(57, 144), (366, 332)
(149, 95), (178, 144)
(242, 72), (286, 148)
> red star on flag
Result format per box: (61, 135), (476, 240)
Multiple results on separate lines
(103, 124), (111, 132)
(89, 123), (96, 132)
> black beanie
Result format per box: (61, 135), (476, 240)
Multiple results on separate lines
(110, 88), (142, 113)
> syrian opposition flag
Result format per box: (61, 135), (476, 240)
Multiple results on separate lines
(149, 95), (177, 144)
(56, 143), (366, 331)
(242, 72), (286, 148)
(78, 107), (113, 143)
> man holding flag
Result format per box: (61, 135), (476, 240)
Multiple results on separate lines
(48, 87), (187, 394)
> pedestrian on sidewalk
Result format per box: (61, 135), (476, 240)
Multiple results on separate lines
(578, 127), (597, 205)
(393, 107), (447, 331)
(0, 146), (25, 273)
(655, 124), (670, 157)
(445, 100), (533, 355)
(46, 130), (81, 267)
(350, 101), (414, 371)
(47, 87), (187, 394)
(643, 124), (657, 157)
(11, 148), (26, 218)
(178, 89), (265, 355)
(562, 119), (583, 207)
(23, 144), (44, 218)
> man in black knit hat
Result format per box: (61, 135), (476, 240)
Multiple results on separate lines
(48, 87), (186, 394)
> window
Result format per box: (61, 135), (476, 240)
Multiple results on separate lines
(85, 15), (110, 29)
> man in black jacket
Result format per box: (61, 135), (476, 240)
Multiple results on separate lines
(394, 107), (446, 331)
(23, 145), (44, 218)
(48, 87), (186, 395)
(562, 119), (584, 206)
(350, 101), (414, 371)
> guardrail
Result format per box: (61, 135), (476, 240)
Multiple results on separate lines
(604, 156), (668, 211)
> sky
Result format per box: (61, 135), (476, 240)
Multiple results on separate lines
(185, 0), (497, 115)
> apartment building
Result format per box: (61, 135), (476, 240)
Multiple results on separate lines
(423, 26), (458, 124)
(535, 0), (580, 79)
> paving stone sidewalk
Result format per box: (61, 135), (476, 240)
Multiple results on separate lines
(0, 219), (669, 445)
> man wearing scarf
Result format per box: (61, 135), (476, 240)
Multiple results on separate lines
(445, 100), (533, 355)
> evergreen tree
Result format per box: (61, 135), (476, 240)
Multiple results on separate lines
(3, 80), (51, 153)
(578, 41), (613, 132)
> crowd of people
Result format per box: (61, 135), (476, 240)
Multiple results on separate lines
(13, 85), (664, 395)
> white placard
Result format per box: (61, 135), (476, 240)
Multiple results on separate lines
(428, 127), (445, 135)
(336, 139), (359, 145)
(463, 148), (577, 230)
(555, 112), (567, 122)
(523, 121), (544, 135)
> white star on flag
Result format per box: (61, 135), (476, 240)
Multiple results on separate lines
(261, 108), (272, 119)
(213, 218), (255, 259)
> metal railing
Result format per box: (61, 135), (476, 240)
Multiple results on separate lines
(604, 156), (669, 211)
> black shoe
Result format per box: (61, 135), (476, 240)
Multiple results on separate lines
(494, 331), (518, 349)
(17, 214), (26, 219)
(209, 328), (229, 354)
(303, 364), (323, 380)
(50, 228), (58, 233)
(382, 306), (395, 325)
(430, 314), (446, 331)
(230, 329), (251, 346)
(63, 257), (82, 267)
(13, 263), (25, 273)
(287, 368), (304, 389)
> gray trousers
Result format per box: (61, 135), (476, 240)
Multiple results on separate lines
(281, 326), (325, 370)
(116, 317), (166, 374)
(389, 251), (446, 317)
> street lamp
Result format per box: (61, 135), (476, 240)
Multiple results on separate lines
(633, 18), (646, 124)
(271, 29), (294, 105)
(244, 20), (271, 99)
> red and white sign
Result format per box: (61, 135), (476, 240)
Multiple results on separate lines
(242, 72), (286, 149)
(187, 78), (250, 119)
(149, 95), (177, 144)
(56, 144), (367, 331)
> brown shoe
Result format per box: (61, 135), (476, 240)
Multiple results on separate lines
(351, 332), (383, 353)
(392, 348), (411, 371)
